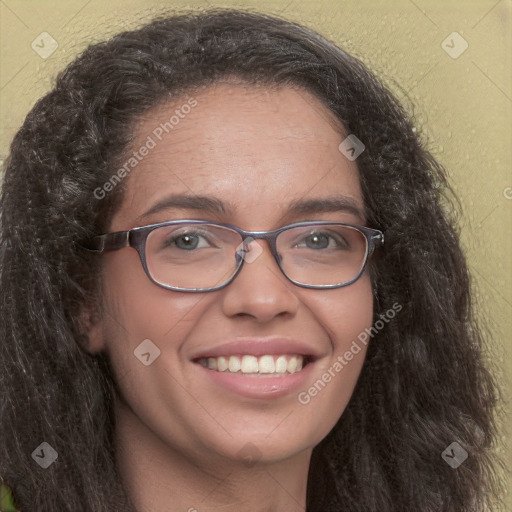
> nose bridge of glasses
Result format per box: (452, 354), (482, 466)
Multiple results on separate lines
(236, 231), (281, 267)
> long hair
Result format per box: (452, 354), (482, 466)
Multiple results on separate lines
(0, 9), (502, 511)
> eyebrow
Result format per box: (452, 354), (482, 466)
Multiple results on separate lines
(287, 197), (364, 219)
(137, 194), (364, 222)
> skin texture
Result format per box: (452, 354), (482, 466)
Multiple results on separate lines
(87, 82), (374, 512)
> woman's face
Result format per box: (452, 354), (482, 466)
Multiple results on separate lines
(90, 83), (373, 469)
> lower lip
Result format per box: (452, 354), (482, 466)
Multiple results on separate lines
(194, 361), (316, 399)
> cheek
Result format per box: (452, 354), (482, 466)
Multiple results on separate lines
(102, 249), (202, 330)
(99, 250), (207, 373)
(295, 275), (373, 441)
(311, 273), (374, 347)
(97, 252), (217, 449)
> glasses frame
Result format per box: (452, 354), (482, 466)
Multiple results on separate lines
(86, 219), (384, 292)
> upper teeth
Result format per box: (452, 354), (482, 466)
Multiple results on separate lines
(198, 355), (304, 374)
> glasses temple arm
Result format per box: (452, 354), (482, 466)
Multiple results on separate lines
(84, 231), (130, 253)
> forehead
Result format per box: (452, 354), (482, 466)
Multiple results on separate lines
(111, 82), (364, 230)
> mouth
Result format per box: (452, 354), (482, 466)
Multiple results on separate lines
(190, 337), (320, 398)
(194, 354), (315, 376)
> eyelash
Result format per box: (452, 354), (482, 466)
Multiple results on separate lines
(161, 229), (349, 251)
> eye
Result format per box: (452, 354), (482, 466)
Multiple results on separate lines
(296, 231), (349, 250)
(162, 230), (216, 251)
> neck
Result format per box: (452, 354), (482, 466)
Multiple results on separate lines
(114, 398), (311, 512)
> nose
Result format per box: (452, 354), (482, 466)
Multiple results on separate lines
(219, 239), (300, 323)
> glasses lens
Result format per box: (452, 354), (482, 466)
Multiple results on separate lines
(146, 223), (242, 290)
(145, 222), (369, 290)
(277, 224), (368, 286)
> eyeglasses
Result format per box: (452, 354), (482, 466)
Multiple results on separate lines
(86, 220), (384, 292)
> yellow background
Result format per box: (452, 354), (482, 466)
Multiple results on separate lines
(1, 0), (510, 507)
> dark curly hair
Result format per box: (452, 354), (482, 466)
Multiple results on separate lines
(0, 8), (503, 511)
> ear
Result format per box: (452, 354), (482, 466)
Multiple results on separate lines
(78, 301), (106, 354)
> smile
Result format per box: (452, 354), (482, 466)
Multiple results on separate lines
(196, 354), (307, 375)
(190, 337), (319, 397)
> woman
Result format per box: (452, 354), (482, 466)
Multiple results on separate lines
(0, 9), (502, 511)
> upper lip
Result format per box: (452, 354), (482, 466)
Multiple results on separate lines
(190, 336), (323, 361)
